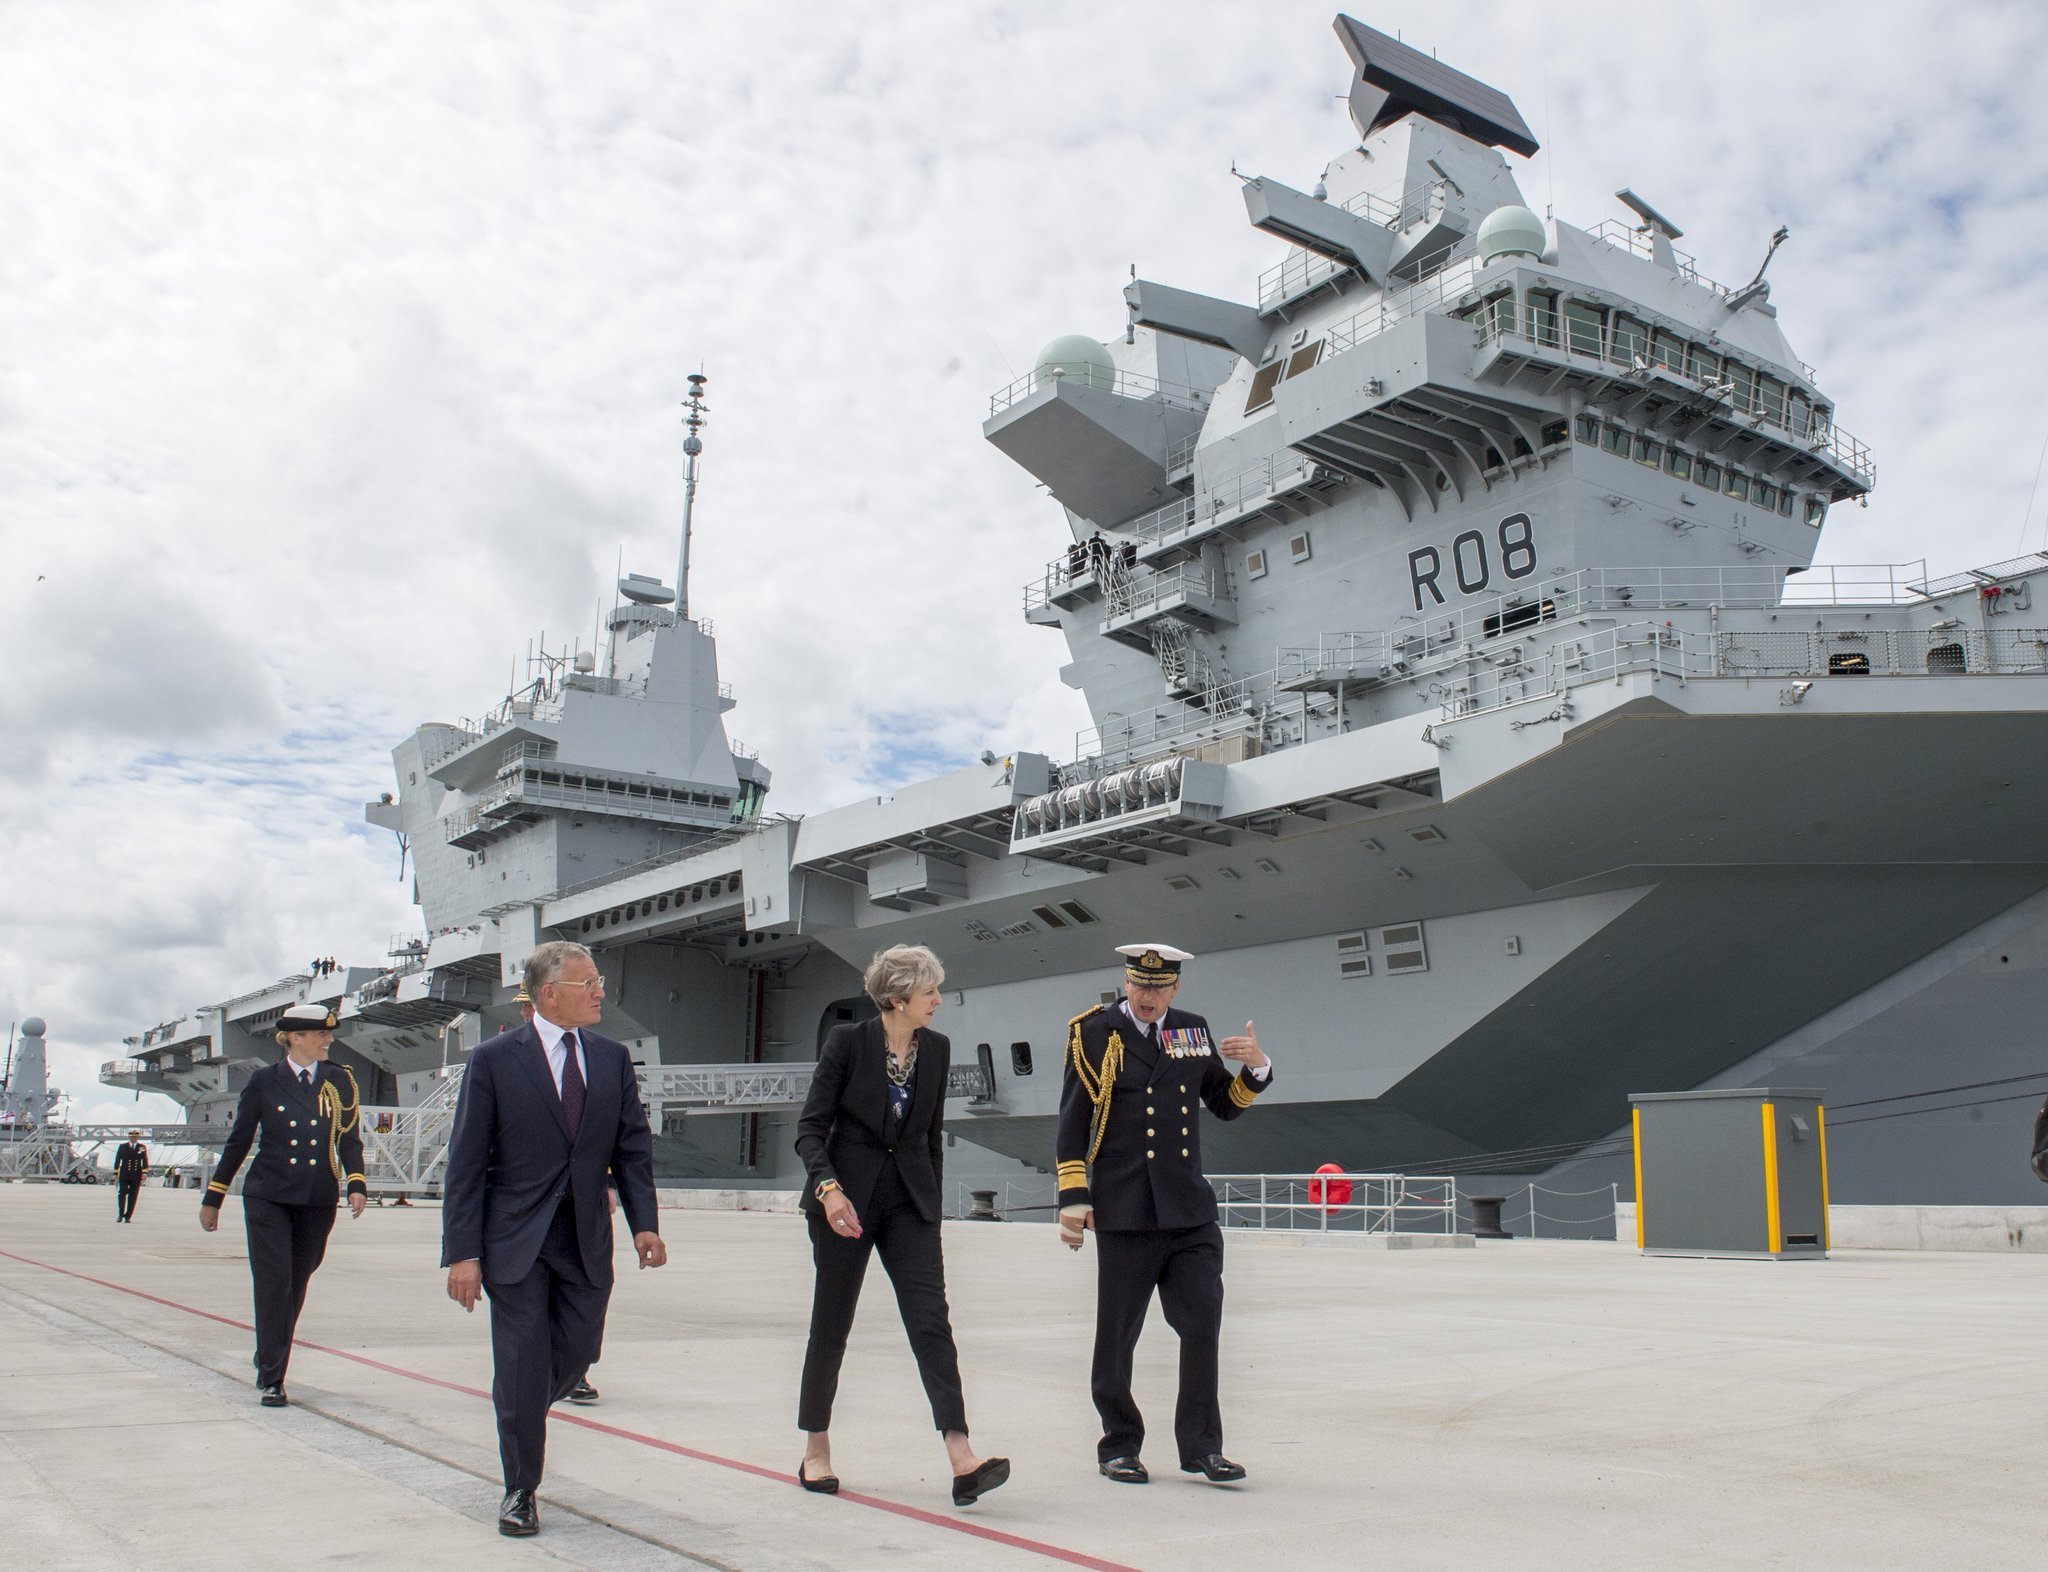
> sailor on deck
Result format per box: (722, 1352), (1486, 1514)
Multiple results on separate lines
(113, 1129), (148, 1222)
(198, 1002), (368, 1406)
(1056, 943), (1271, 1486)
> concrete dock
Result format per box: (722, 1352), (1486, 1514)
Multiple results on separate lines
(3, 1185), (2042, 1570)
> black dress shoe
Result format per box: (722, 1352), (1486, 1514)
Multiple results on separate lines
(1181, 1453), (1246, 1483)
(797, 1459), (839, 1494)
(258, 1385), (287, 1408)
(566, 1379), (599, 1404)
(952, 1455), (1010, 1506)
(1098, 1455), (1148, 1484)
(498, 1489), (539, 1536)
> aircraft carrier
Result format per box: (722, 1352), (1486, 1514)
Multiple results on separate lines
(97, 15), (2048, 1210)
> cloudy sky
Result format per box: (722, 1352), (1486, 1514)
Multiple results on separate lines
(5, 0), (2046, 1129)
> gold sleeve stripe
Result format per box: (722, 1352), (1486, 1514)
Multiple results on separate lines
(1056, 1161), (1087, 1182)
(346, 1173), (366, 1183)
(207, 1181), (229, 1193)
(1228, 1078), (1259, 1109)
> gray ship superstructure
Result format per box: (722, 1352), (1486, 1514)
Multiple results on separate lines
(114, 17), (2048, 1209)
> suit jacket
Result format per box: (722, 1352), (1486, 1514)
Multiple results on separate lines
(795, 1020), (948, 1226)
(114, 1141), (149, 1181)
(202, 1059), (368, 1209)
(1054, 1004), (1270, 1231)
(439, 1022), (659, 1286)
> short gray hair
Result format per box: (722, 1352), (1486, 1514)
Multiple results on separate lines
(863, 944), (944, 1010)
(524, 940), (593, 994)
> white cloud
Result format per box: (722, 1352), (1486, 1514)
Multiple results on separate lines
(3, 0), (2045, 1114)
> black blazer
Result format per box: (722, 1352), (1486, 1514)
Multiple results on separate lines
(203, 1059), (368, 1209)
(795, 1020), (948, 1225)
(439, 1022), (659, 1287)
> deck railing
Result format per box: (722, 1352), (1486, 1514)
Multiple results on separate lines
(1209, 1172), (1461, 1235)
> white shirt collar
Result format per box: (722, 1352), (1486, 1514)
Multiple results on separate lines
(1119, 1000), (1157, 1038)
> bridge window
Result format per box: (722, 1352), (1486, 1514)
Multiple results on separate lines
(1540, 419), (1568, 448)
(1664, 447), (1692, 480)
(1778, 489), (1796, 518)
(1757, 374), (1788, 426)
(1728, 362), (1757, 414)
(1575, 413), (1600, 444)
(1482, 290), (1517, 341)
(1612, 314), (1649, 366)
(1601, 423), (1628, 456)
(1686, 342), (1719, 383)
(1696, 459), (1722, 490)
(1789, 389), (1815, 438)
(1527, 289), (1560, 347)
(1650, 329), (1686, 374)
(1753, 480), (1777, 510)
(1634, 435), (1662, 468)
(1564, 299), (1605, 357)
(1725, 469), (1750, 501)
(1806, 498), (1827, 527)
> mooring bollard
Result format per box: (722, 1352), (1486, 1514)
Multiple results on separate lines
(966, 1188), (1002, 1222)
(1469, 1194), (1513, 1239)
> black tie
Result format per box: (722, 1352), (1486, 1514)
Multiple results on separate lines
(299, 1068), (312, 1088)
(560, 1033), (585, 1141)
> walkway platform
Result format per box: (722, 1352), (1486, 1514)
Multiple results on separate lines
(2, 1186), (2042, 1570)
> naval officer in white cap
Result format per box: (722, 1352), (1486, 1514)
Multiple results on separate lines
(198, 1001), (368, 1406)
(1055, 943), (1271, 1485)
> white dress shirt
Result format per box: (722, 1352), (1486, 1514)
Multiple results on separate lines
(532, 1011), (589, 1095)
(1119, 1000), (1272, 1079)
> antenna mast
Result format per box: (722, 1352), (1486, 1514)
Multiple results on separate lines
(677, 372), (709, 621)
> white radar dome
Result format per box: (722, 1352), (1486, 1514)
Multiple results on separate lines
(1476, 205), (1547, 264)
(1032, 335), (1116, 392)
(21, 1017), (46, 1037)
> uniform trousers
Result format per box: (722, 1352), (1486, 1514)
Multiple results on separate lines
(1092, 1221), (1225, 1464)
(484, 1197), (610, 1491)
(116, 1175), (143, 1221)
(242, 1195), (337, 1387)
(798, 1162), (968, 1434)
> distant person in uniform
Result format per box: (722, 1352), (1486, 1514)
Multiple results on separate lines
(199, 1002), (368, 1406)
(792, 945), (1009, 1506)
(113, 1130), (149, 1222)
(441, 941), (665, 1539)
(1056, 943), (1271, 1486)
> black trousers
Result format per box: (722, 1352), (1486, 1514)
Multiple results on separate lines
(485, 1200), (610, 1491)
(116, 1175), (142, 1221)
(1092, 1222), (1225, 1464)
(242, 1196), (337, 1387)
(798, 1162), (968, 1434)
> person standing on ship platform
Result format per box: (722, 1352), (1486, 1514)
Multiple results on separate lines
(198, 1002), (368, 1407)
(113, 1130), (149, 1222)
(1056, 943), (1272, 1486)
(441, 941), (665, 1540)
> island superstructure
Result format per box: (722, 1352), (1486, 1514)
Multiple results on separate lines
(110, 16), (2048, 1210)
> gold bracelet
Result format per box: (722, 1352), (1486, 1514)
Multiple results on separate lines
(816, 1178), (840, 1201)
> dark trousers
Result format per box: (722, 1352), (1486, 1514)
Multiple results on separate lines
(798, 1162), (968, 1434)
(116, 1176), (142, 1221)
(242, 1196), (337, 1387)
(1092, 1222), (1225, 1464)
(484, 1200), (610, 1491)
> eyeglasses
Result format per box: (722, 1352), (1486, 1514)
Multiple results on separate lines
(545, 977), (606, 993)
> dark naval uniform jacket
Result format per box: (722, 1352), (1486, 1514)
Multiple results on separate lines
(1055, 1004), (1269, 1231)
(203, 1059), (368, 1209)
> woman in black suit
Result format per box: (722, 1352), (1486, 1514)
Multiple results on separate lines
(794, 944), (1008, 1507)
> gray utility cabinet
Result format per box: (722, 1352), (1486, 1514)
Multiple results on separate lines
(1628, 1088), (1829, 1259)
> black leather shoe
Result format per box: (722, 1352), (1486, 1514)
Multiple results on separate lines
(1181, 1453), (1246, 1483)
(797, 1459), (839, 1494)
(258, 1385), (287, 1408)
(567, 1379), (599, 1404)
(1098, 1455), (1148, 1484)
(498, 1489), (539, 1536)
(952, 1455), (1010, 1506)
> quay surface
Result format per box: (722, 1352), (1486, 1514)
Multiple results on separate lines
(2, 1185), (2041, 1570)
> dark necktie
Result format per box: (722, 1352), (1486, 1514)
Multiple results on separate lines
(299, 1068), (312, 1089)
(560, 1033), (585, 1141)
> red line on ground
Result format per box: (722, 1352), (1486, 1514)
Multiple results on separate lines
(0, 1248), (1137, 1572)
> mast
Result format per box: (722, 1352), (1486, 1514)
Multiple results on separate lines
(677, 372), (708, 621)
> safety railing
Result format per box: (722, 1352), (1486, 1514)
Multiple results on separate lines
(1714, 626), (2048, 679)
(989, 365), (1215, 419)
(1587, 220), (1730, 297)
(1070, 707), (1261, 773)
(1105, 560), (1231, 622)
(1917, 553), (2048, 598)
(1472, 313), (1874, 487)
(1320, 248), (1484, 357)
(1209, 1172), (1461, 1235)
(1254, 178), (1460, 308)
(1458, 1182), (1620, 1241)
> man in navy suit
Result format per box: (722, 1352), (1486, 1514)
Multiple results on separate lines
(442, 941), (666, 1538)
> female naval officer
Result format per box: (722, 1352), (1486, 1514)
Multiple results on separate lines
(793, 944), (1009, 1507)
(199, 1001), (368, 1405)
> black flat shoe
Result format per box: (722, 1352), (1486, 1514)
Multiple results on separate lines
(499, 1488), (539, 1536)
(1181, 1453), (1246, 1483)
(258, 1385), (287, 1408)
(1098, 1455), (1148, 1484)
(952, 1455), (1010, 1506)
(566, 1379), (599, 1404)
(797, 1459), (839, 1494)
